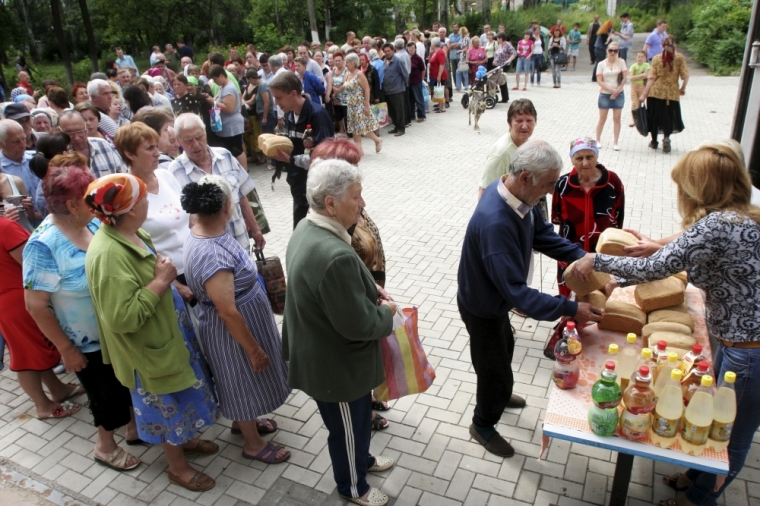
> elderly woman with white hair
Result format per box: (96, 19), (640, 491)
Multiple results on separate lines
(428, 36), (449, 112)
(182, 174), (292, 464)
(342, 53), (381, 156)
(283, 158), (396, 506)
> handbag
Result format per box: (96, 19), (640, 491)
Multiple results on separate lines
(374, 307), (436, 401)
(246, 188), (270, 234)
(432, 84), (446, 104)
(554, 50), (568, 66)
(210, 106), (223, 132)
(370, 102), (389, 127)
(457, 59), (469, 72)
(254, 249), (286, 315)
(633, 102), (649, 137)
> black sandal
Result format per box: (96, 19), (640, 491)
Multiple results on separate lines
(371, 414), (389, 431)
(663, 473), (690, 492)
(371, 400), (390, 411)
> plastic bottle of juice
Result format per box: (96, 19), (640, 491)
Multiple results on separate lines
(708, 372), (737, 452)
(618, 333), (639, 392)
(564, 320), (581, 343)
(653, 340), (669, 367)
(653, 352), (681, 398)
(588, 361), (623, 436)
(552, 333), (582, 390)
(681, 375), (714, 456)
(620, 366), (656, 440)
(601, 344), (619, 376)
(632, 348), (658, 386)
(678, 344), (705, 376)
(682, 361), (713, 407)
(650, 369), (684, 448)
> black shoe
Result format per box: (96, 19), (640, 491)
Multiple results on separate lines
(649, 141), (659, 150)
(394, 131), (405, 137)
(445, 102), (450, 109)
(663, 139), (671, 153)
(506, 394), (526, 409)
(388, 129), (398, 134)
(469, 425), (515, 458)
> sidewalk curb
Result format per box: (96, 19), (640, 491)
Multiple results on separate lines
(0, 458), (96, 506)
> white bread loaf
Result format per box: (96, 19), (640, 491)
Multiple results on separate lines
(647, 310), (695, 331)
(634, 277), (685, 312)
(260, 135), (294, 157)
(673, 271), (688, 287)
(563, 260), (611, 296)
(598, 300), (647, 335)
(257, 133), (275, 150)
(577, 290), (607, 309)
(595, 228), (638, 256)
(649, 331), (697, 351)
(642, 321), (693, 348)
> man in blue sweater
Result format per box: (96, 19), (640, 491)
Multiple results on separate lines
(458, 139), (604, 458)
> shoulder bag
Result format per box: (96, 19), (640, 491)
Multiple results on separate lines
(254, 249), (286, 315)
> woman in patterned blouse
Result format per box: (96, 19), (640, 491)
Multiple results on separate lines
(493, 32), (516, 103)
(574, 141), (760, 506)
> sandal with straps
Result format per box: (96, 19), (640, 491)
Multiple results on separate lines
(94, 446), (141, 471)
(37, 401), (80, 420)
(371, 414), (389, 431)
(242, 441), (290, 464)
(182, 439), (219, 455)
(168, 470), (216, 492)
(341, 487), (388, 506)
(663, 472), (691, 491)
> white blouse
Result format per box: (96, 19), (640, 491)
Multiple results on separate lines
(142, 168), (191, 274)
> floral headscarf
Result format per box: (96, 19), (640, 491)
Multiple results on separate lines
(662, 35), (676, 71)
(85, 174), (147, 225)
(569, 137), (599, 158)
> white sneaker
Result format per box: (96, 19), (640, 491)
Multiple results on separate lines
(368, 455), (395, 472)
(613, 145), (620, 151)
(596, 142), (603, 149)
(342, 488), (389, 506)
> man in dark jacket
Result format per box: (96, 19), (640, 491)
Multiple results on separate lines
(270, 72), (334, 229)
(381, 44), (409, 136)
(457, 139), (603, 458)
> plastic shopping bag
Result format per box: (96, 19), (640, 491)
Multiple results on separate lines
(370, 102), (390, 127)
(374, 307), (436, 401)
(210, 106), (223, 132)
(432, 85), (445, 104)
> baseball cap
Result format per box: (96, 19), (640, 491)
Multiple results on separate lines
(4, 103), (31, 120)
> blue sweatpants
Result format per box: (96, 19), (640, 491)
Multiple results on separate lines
(315, 393), (376, 498)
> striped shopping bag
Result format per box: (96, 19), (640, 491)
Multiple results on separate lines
(374, 307), (436, 401)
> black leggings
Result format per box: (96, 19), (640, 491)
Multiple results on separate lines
(76, 350), (133, 431)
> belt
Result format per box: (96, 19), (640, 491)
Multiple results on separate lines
(719, 339), (760, 349)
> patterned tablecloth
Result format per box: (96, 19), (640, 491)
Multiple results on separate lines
(544, 285), (729, 465)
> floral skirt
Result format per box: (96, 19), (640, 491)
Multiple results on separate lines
(130, 287), (219, 445)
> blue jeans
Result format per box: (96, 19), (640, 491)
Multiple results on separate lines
(409, 82), (426, 119)
(456, 66), (469, 90)
(683, 344), (760, 505)
(530, 54), (543, 84)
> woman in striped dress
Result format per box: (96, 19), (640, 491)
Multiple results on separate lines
(182, 174), (291, 464)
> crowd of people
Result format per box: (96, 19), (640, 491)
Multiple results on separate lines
(0, 11), (736, 506)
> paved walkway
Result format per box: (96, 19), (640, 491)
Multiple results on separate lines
(0, 55), (750, 506)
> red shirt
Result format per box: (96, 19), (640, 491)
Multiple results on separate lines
(0, 218), (28, 296)
(19, 81), (33, 95)
(429, 48), (448, 82)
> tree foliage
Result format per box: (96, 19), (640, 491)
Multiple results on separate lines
(687, 0), (751, 74)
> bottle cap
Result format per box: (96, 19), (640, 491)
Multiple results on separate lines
(671, 369), (683, 381)
(566, 321), (576, 331)
(701, 375), (714, 387)
(605, 360), (616, 370)
(641, 348), (652, 359)
(724, 371), (736, 383)
(667, 352), (679, 363)
(657, 340), (667, 350)
(639, 365), (650, 376)
(697, 361), (709, 372)
(306, 124), (312, 128)
(627, 333), (637, 344)
(692, 344), (703, 354)
(608, 343), (619, 355)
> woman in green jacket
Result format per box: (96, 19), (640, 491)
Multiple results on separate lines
(84, 174), (220, 492)
(283, 158), (395, 506)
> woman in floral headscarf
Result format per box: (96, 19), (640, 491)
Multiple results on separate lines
(551, 137), (625, 297)
(84, 174), (220, 492)
(640, 35), (689, 154)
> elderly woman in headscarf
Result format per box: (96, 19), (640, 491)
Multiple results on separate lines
(24, 153), (141, 472)
(284, 158), (397, 506)
(84, 174), (220, 492)
(551, 137), (625, 297)
(182, 175), (292, 464)
(640, 35), (689, 154)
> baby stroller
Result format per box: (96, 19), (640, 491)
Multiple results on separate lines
(461, 66), (505, 110)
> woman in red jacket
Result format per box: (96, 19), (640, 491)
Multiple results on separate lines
(551, 137), (625, 297)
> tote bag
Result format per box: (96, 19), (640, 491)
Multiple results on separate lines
(634, 102), (649, 137)
(432, 85), (446, 104)
(374, 307), (436, 401)
(370, 102), (390, 127)
(210, 106), (223, 132)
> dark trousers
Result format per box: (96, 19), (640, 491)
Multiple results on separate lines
(293, 203), (309, 230)
(589, 38), (597, 63)
(403, 87), (412, 125)
(591, 48), (606, 82)
(385, 91), (405, 133)
(409, 83), (426, 119)
(315, 393), (375, 499)
(458, 298), (515, 428)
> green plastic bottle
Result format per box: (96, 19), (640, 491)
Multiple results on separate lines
(588, 361), (622, 436)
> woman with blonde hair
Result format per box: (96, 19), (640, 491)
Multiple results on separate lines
(574, 142), (760, 506)
(595, 41), (627, 150)
(592, 20), (613, 82)
(456, 27), (471, 91)
(343, 53), (382, 156)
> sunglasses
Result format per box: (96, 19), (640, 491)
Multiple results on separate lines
(607, 49), (618, 53)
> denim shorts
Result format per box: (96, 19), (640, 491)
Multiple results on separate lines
(598, 92), (625, 110)
(516, 57), (531, 74)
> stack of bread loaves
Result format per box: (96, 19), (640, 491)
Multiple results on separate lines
(563, 229), (694, 352)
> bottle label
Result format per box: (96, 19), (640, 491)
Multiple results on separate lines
(652, 409), (680, 438)
(626, 404), (655, 415)
(588, 407), (619, 436)
(709, 421), (733, 442)
(552, 369), (579, 389)
(621, 412), (651, 439)
(681, 420), (711, 445)
(596, 398), (621, 409)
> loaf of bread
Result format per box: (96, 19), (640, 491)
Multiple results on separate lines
(673, 271), (688, 287)
(642, 321), (692, 348)
(647, 310), (695, 331)
(649, 331), (697, 351)
(260, 135), (294, 157)
(257, 133), (274, 150)
(634, 277), (685, 312)
(595, 228), (638, 256)
(659, 302), (689, 314)
(577, 290), (607, 309)
(598, 300), (647, 335)
(563, 261), (611, 296)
